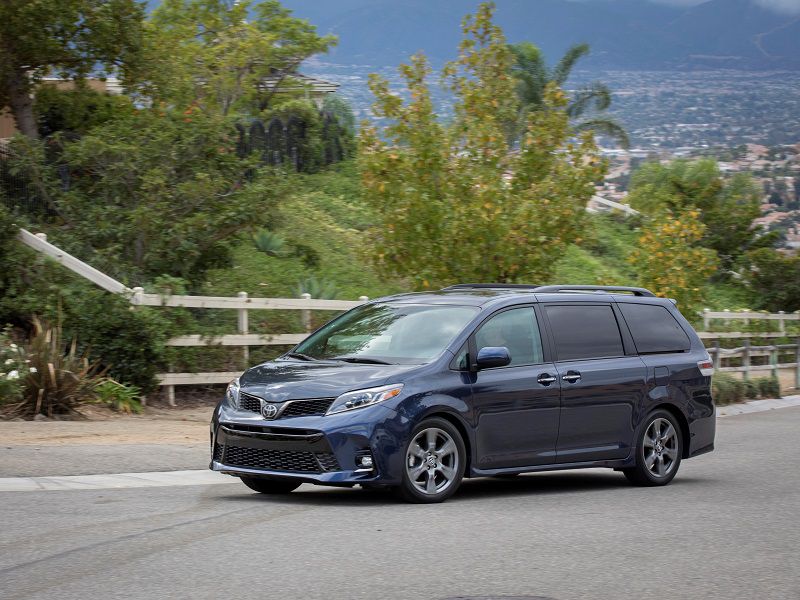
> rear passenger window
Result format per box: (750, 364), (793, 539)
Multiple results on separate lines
(475, 307), (543, 366)
(619, 303), (690, 354)
(545, 305), (624, 361)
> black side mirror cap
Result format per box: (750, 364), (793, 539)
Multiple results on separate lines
(476, 346), (511, 370)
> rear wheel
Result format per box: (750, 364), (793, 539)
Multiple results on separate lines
(396, 417), (466, 504)
(623, 409), (683, 487)
(240, 477), (301, 494)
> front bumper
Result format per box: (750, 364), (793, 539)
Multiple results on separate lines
(210, 402), (405, 486)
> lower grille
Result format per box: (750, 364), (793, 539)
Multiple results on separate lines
(215, 444), (341, 473)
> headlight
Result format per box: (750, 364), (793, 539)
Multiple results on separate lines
(225, 378), (240, 407)
(326, 384), (403, 415)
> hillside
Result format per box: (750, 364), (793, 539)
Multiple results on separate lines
(279, 0), (800, 70)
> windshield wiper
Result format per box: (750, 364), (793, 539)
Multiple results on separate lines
(331, 356), (393, 365)
(286, 352), (317, 361)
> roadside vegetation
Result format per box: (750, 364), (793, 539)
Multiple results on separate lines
(1, 1), (796, 412)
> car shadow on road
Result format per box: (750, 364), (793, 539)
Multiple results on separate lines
(215, 471), (707, 506)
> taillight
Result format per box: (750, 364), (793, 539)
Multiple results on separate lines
(697, 356), (714, 377)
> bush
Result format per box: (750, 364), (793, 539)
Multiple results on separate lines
(95, 379), (143, 414)
(253, 229), (289, 257)
(3, 319), (107, 418)
(755, 376), (781, 399)
(713, 373), (782, 406)
(743, 379), (760, 400)
(712, 373), (744, 406)
(0, 327), (28, 403)
(63, 290), (169, 395)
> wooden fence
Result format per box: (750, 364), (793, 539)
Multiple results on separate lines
(16, 228), (800, 403)
(18, 229), (367, 404)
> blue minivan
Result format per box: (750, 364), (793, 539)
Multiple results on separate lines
(210, 284), (715, 503)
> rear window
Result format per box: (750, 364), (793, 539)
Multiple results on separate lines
(544, 305), (624, 361)
(619, 303), (690, 354)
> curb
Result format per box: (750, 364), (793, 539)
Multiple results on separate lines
(717, 395), (800, 417)
(0, 469), (235, 493)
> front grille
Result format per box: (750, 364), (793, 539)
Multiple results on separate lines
(215, 444), (341, 473)
(239, 393), (261, 412)
(238, 394), (334, 418)
(281, 398), (334, 418)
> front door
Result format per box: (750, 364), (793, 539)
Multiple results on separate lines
(541, 303), (648, 463)
(470, 306), (561, 469)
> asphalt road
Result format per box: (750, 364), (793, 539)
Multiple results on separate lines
(2, 408), (799, 600)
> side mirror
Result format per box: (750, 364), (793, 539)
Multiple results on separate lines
(476, 346), (511, 370)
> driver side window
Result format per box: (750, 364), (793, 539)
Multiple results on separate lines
(475, 307), (543, 367)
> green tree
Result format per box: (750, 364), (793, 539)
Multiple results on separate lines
(34, 84), (135, 137)
(739, 248), (800, 312)
(509, 41), (628, 147)
(359, 3), (604, 288)
(7, 109), (288, 285)
(0, 0), (144, 138)
(629, 208), (718, 313)
(628, 159), (776, 272)
(138, 0), (335, 115)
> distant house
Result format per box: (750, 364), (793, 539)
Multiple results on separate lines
(257, 73), (340, 109)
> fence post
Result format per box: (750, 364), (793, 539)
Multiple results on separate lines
(301, 293), (312, 332)
(713, 339), (721, 371)
(130, 286), (155, 406)
(703, 308), (710, 331)
(770, 345), (778, 379)
(796, 337), (800, 390)
(778, 311), (786, 334)
(742, 338), (751, 382)
(237, 292), (249, 369)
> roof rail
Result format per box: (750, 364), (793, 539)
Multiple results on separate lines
(443, 283), (541, 291)
(532, 285), (656, 297)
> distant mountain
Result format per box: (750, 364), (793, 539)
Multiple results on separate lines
(279, 0), (800, 70)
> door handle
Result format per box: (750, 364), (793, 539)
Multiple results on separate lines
(537, 373), (557, 385)
(562, 371), (581, 383)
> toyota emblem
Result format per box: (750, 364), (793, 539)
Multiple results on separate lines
(261, 401), (279, 419)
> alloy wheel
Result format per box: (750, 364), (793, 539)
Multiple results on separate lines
(643, 417), (679, 478)
(405, 427), (460, 496)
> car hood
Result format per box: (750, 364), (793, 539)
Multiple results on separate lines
(239, 360), (420, 401)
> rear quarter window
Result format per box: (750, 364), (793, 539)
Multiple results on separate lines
(618, 303), (691, 354)
(544, 304), (625, 361)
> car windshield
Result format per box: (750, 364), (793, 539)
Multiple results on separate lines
(291, 303), (478, 365)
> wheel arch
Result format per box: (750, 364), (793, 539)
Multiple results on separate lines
(650, 403), (691, 459)
(421, 411), (473, 477)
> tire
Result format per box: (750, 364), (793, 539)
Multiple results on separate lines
(623, 409), (683, 487)
(240, 477), (301, 495)
(395, 417), (466, 504)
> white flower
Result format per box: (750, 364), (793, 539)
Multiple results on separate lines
(29, 367), (37, 374)
(4, 359), (12, 365)
(7, 370), (19, 380)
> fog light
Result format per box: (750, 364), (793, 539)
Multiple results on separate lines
(356, 455), (374, 469)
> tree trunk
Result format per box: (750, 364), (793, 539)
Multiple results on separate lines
(7, 70), (38, 139)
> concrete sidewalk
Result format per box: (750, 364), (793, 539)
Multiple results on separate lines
(716, 394), (800, 416)
(0, 469), (234, 492)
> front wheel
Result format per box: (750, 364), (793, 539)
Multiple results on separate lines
(623, 410), (683, 487)
(240, 477), (301, 494)
(395, 417), (466, 503)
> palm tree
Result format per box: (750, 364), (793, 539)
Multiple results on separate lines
(509, 42), (629, 148)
